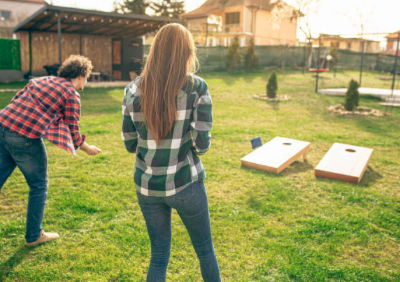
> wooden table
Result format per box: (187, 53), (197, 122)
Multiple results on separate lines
(241, 137), (310, 174)
(315, 143), (373, 183)
(90, 72), (101, 82)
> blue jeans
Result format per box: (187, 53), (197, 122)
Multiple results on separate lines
(137, 180), (221, 282)
(0, 127), (48, 243)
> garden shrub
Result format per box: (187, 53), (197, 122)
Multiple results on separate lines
(226, 37), (242, 71)
(244, 39), (259, 70)
(344, 79), (360, 111)
(267, 71), (278, 98)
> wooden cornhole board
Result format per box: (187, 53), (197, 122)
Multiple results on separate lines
(241, 137), (310, 174)
(315, 143), (373, 183)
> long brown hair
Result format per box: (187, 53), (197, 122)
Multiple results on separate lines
(139, 23), (198, 144)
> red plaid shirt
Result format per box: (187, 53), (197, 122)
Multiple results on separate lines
(0, 76), (85, 155)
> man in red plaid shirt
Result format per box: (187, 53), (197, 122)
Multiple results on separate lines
(0, 55), (101, 247)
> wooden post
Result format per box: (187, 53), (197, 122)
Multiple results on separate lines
(57, 12), (62, 64)
(79, 33), (82, 55)
(28, 31), (32, 75)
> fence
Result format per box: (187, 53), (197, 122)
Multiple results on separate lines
(0, 38), (21, 70)
(1, 40), (396, 74)
(144, 45), (397, 73)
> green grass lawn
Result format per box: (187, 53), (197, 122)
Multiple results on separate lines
(0, 70), (399, 281)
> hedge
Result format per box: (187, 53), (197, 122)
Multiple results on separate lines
(0, 38), (21, 70)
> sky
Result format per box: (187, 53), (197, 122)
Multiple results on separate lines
(49, 0), (205, 13)
(49, 0), (399, 42)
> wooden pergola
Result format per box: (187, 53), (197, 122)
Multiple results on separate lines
(14, 4), (179, 79)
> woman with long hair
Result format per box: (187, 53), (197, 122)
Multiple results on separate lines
(122, 24), (221, 281)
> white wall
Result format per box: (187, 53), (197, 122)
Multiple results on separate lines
(0, 0), (44, 37)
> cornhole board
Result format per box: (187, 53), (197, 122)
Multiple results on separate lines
(241, 137), (310, 174)
(315, 143), (373, 183)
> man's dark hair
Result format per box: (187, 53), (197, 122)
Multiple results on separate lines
(57, 55), (93, 79)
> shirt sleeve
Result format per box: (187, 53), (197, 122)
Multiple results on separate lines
(11, 82), (30, 103)
(121, 88), (138, 153)
(65, 91), (85, 149)
(190, 84), (213, 155)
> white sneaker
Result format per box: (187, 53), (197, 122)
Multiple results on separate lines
(26, 231), (59, 247)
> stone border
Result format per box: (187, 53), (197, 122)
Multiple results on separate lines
(328, 104), (385, 116)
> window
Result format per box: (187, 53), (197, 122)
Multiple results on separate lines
(225, 12), (240, 25)
(1, 11), (11, 20)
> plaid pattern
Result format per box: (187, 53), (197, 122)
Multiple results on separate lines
(0, 76), (85, 155)
(122, 75), (212, 197)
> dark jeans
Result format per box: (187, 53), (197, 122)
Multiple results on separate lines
(137, 180), (221, 282)
(0, 127), (48, 243)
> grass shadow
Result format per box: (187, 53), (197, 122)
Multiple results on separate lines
(240, 161), (313, 177)
(0, 246), (32, 279)
(240, 165), (283, 178)
(267, 100), (280, 111)
(358, 166), (383, 186)
(281, 160), (314, 175)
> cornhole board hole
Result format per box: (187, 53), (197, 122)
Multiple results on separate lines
(241, 137), (310, 174)
(315, 143), (373, 183)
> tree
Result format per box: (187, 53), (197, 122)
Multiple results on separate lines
(151, 0), (169, 17)
(341, 1), (375, 39)
(115, 0), (149, 15)
(329, 44), (338, 65)
(244, 39), (259, 70)
(151, 0), (185, 18)
(271, 0), (321, 68)
(169, 0), (185, 18)
(267, 72), (278, 98)
(226, 37), (242, 71)
(344, 79), (360, 111)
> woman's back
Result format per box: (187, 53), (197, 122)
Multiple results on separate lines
(122, 74), (212, 196)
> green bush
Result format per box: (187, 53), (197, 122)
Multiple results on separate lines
(244, 39), (259, 70)
(226, 37), (242, 71)
(266, 71), (278, 98)
(344, 79), (360, 111)
(0, 38), (21, 70)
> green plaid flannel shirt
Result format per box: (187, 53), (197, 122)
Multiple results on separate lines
(122, 75), (212, 197)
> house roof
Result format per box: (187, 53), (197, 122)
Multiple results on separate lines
(320, 34), (379, 43)
(385, 30), (400, 39)
(180, 0), (221, 19)
(14, 4), (179, 38)
(7, 0), (45, 3)
(245, 0), (276, 10)
(180, 0), (299, 19)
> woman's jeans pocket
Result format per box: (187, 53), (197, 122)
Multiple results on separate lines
(172, 184), (194, 202)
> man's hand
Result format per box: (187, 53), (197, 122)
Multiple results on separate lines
(80, 141), (101, 155)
